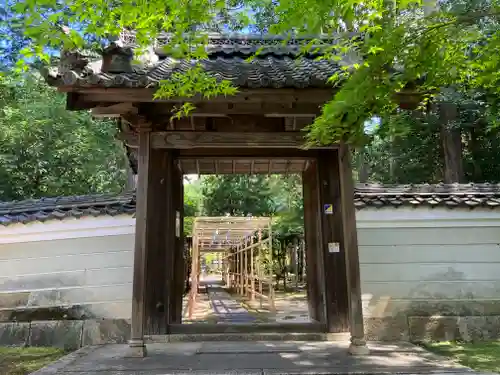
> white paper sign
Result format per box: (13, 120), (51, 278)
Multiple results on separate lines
(328, 242), (340, 253)
(175, 211), (180, 238)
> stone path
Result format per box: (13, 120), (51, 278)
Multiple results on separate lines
(182, 285), (216, 324)
(182, 275), (255, 324)
(268, 290), (310, 324)
(31, 341), (488, 375)
(206, 283), (256, 324)
(243, 289), (311, 324)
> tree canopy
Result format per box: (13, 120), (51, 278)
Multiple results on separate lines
(7, 0), (499, 144)
(1, 0), (500, 205)
(0, 73), (128, 201)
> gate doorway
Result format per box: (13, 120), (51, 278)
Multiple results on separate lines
(124, 143), (367, 357)
(174, 150), (351, 337)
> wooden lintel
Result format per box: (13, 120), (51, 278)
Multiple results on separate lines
(59, 87), (335, 105)
(141, 102), (321, 117)
(91, 103), (138, 118)
(178, 147), (323, 158)
(178, 156), (316, 161)
(118, 131), (335, 149)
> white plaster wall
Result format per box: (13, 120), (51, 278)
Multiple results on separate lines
(1, 207), (500, 320)
(356, 207), (500, 318)
(0, 216), (135, 319)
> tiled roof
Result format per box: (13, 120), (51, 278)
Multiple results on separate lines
(43, 34), (351, 89)
(1, 183), (500, 226)
(354, 183), (500, 208)
(0, 192), (136, 226)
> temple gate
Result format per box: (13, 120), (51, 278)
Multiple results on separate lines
(45, 33), (368, 357)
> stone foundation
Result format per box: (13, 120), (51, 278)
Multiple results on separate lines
(365, 315), (500, 342)
(0, 319), (130, 349)
(1, 316), (499, 348)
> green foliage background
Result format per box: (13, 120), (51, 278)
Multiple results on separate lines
(0, 73), (128, 200)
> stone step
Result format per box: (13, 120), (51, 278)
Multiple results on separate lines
(146, 332), (350, 343)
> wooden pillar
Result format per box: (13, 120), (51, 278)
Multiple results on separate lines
(188, 235), (199, 319)
(226, 252), (230, 286)
(268, 223), (276, 313)
(229, 249), (233, 288)
(244, 238), (248, 296)
(338, 144), (369, 355)
(301, 238), (306, 283)
(128, 127), (150, 357)
(232, 249), (236, 288)
(251, 233), (256, 301)
(128, 129), (177, 354)
(317, 149), (349, 334)
(302, 161), (325, 323)
(258, 237), (263, 308)
(170, 163), (184, 324)
(139, 148), (177, 337)
(234, 245), (238, 290)
(239, 243), (244, 295)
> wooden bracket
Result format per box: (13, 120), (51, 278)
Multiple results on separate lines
(121, 112), (152, 132)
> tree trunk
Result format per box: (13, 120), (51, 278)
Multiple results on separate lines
(468, 122), (483, 181)
(389, 133), (397, 183)
(126, 167), (136, 191)
(439, 102), (464, 183)
(358, 146), (370, 183)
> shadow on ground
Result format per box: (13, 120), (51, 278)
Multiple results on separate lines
(30, 341), (484, 375)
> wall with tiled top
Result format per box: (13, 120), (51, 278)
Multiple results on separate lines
(1, 207), (500, 342)
(0, 234), (134, 321)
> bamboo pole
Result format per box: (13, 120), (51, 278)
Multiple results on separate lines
(243, 237), (248, 297)
(250, 232), (256, 301)
(268, 222), (276, 313)
(235, 243), (239, 292)
(239, 241), (244, 295)
(188, 234), (199, 319)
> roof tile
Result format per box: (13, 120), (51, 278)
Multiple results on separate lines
(47, 56), (343, 89)
(1, 183), (500, 226)
(43, 34), (352, 89)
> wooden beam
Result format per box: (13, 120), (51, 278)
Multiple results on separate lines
(66, 92), (96, 110)
(59, 87), (335, 105)
(178, 148), (322, 158)
(91, 102), (137, 117)
(142, 102), (321, 117)
(195, 225), (269, 231)
(118, 131), (334, 149)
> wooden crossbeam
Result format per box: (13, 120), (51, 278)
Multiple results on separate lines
(62, 87), (335, 104)
(118, 131), (328, 149)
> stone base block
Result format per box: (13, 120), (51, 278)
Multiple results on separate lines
(409, 315), (500, 342)
(0, 316), (499, 349)
(29, 320), (83, 350)
(82, 319), (131, 346)
(348, 342), (370, 355)
(364, 317), (409, 341)
(125, 340), (147, 357)
(0, 322), (30, 346)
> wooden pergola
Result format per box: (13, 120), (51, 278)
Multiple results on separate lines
(188, 217), (275, 318)
(45, 33), (369, 357)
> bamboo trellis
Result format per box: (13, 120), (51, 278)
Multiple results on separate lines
(187, 216), (275, 319)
